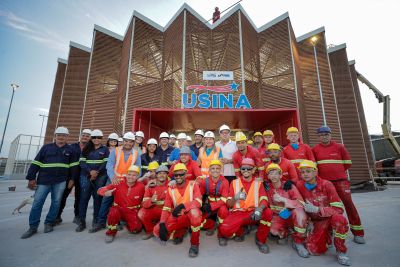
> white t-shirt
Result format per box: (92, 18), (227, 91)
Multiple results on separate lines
(216, 139), (238, 177)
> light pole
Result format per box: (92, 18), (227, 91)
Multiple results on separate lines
(311, 36), (327, 126)
(0, 83), (19, 154)
(38, 114), (48, 148)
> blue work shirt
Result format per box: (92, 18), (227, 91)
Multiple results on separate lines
(156, 145), (174, 166)
(69, 142), (83, 181)
(79, 145), (109, 177)
(190, 143), (203, 158)
(169, 147), (198, 162)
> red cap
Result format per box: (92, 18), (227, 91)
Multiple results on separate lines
(241, 158), (255, 167)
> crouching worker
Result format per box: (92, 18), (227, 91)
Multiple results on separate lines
(97, 165), (145, 243)
(219, 158), (273, 254)
(153, 163), (203, 258)
(197, 159), (229, 244)
(265, 163), (309, 258)
(138, 165), (169, 240)
(297, 160), (351, 266)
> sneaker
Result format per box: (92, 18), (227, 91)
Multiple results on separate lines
(75, 221), (86, 232)
(105, 235), (115, 243)
(54, 217), (62, 226)
(337, 252), (351, 266)
(21, 228), (37, 239)
(44, 224), (53, 233)
(292, 242), (310, 258)
(173, 237), (183, 245)
(277, 237), (288, 245)
(142, 233), (154, 240)
(89, 223), (106, 233)
(188, 245), (199, 258)
(72, 216), (80, 225)
(234, 235), (245, 242)
(354, 235), (366, 244)
(218, 237), (228, 246)
(255, 239), (270, 254)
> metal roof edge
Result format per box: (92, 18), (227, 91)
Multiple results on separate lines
(94, 24), (123, 41)
(257, 12), (289, 33)
(69, 41), (91, 53)
(296, 26), (325, 42)
(348, 60), (356, 65)
(57, 58), (68, 64)
(327, 43), (347, 53)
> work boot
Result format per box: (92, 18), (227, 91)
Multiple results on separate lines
(188, 245), (199, 258)
(277, 237), (288, 245)
(234, 235), (245, 242)
(173, 237), (183, 245)
(44, 224), (54, 233)
(255, 239), (270, 254)
(105, 235), (115, 243)
(89, 223), (106, 233)
(218, 237), (228, 246)
(292, 242), (310, 258)
(117, 223), (123, 231)
(72, 216), (80, 225)
(75, 220), (86, 232)
(54, 217), (62, 226)
(142, 232), (154, 240)
(21, 228), (38, 239)
(354, 235), (366, 244)
(337, 252), (351, 266)
(206, 228), (215, 236)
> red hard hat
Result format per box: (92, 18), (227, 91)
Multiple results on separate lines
(241, 158), (255, 167)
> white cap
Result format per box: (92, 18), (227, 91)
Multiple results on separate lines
(159, 132), (169, 139)
(123, 131), (135, 140)
(55, 126), (69, 135)
(194, 129), (204, 136)
(108, 133), (119, 140)
(186, 136), (192, 141)
(91, 129), (103, 137)
(170, 134), (176, 139)
(147, 138), (158, 146)
(204, 131), (215, 138)
(177, 133), (187, 140)
(118, 137), (123, 142)
(82, 129), (92, 135)
(219, 124), (231, 133)
(135, 131), (144, 138)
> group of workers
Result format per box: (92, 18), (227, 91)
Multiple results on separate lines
(21, 123), (365, 265)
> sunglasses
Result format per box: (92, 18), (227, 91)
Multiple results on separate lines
(241, 167), (253, 171)
(92, 136), (102, 139)
(174, 173), (186, 177)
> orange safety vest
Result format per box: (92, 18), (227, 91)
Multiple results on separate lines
(114, 147), (138, 178)
(168, 181), (195, 208)
(200, 146), (221, 176)
(232, 178), (261, 211)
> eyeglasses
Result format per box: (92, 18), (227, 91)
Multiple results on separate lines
(241, 167), (253, 171)
(174, 173), (186, 177)
(92, 136), (102, 139)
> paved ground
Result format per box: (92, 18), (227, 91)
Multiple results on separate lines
(0, 179), (399, 267)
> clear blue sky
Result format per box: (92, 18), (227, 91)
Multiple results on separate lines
(1, 0), (399, 157)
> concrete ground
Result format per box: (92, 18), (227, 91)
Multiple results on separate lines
(0, 180), (399, 267)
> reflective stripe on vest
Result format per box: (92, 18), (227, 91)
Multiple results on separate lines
(169, 181), (195, 207)
(200, 147), (221, 175)
(114, 147), (138, 178)
(233, 178), (260, 211)
(316, 160), (352, 164)
(290, 159), (306, 164)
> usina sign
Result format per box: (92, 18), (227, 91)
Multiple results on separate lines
(182, 82), (251, 109)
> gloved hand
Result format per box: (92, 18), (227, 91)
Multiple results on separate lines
(201, 202), (212, 216)
(172, 203), (185, 217)
(250, 207), (263, 221)
(283, 180), (293, 191)
(273, 193), (286, 204)
(159, 222), (168, 241)
(263, 181), (270, 192)
(303, 200), (319, 213)
(234, 188), (247, 201)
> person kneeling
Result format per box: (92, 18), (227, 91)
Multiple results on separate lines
(97, 165), (145, 243)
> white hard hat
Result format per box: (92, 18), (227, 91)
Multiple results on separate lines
(186, 136), (192, 141)
(108, 133), (119, 140)
(219, 124), (231, 133)
(135, 131), (144, 138)
(194, 129), (204, 136)
(159, 132), (169, 139)
(123, 131), (135, 140)
(147, 138), (158, 146)
(177, 133), (187, 140)
(82, 129), (92, 135)
(118, 137), (123, 142)
(170, 134), (176, 139)
(91, 129), (103, 137)
(55, 126), (69, 135)
(204, 131), (215, 138)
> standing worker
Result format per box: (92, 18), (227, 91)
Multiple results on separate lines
(216, 125), (237, 184)
(156, 132), (174, 167)
(197, 131), (222, 177)
(21, 127), (79, 239)
(312, 126), (365, 244)
(141, 138), (160, 174)
(134, 131), (146, 154)
(252, 132), (265, 154)
(190, 129), (204, 157)
(168, 133), (197, 165)
(107, 133), (119, 150)
(169, 134), (177, 147)
(264, 143), (298, 185)
(262, 130), (275, 162)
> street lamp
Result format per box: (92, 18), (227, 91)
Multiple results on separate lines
(38, 114), (48, 148)
(311, 36), (327, 126)
(0, 83), (19, 155)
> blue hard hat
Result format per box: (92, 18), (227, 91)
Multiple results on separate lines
(317, 126), (331, 134)
(180, 146), (191, 154)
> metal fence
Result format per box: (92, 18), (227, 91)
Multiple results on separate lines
(4, 134), (43, 179)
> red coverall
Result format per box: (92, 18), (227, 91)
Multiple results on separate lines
(98, 180), (145, 236)
(267, 184), (307, 244)
(153, 180), (203, 246)
(219, 176), (273, 244)
(138, 183), (168, 234)
(198, 175), (229, 236)
(232, 146), (265, 179)
(283, 143), (315, 168)
(312, 141), (364, 237)
(169, 159), (202, 181)
(297, 177), (349, 254)
(264, 157), (299, 184)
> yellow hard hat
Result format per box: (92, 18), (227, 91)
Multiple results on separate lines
(148, 161), (160, 171)
(128, 165), (140, 173)
(173, 163), (187, 172)
(286, 127), (299, 134)
(247, 140), (254, 145)
(235, 131), (247, 142)
(266, 163), (282, 173)
(253, 132), (262, 138)
(298, 160), (317, 170)
(263, 130), (274, 136)
(267, 143), (281, 151)
(209, 159), (222, 167)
